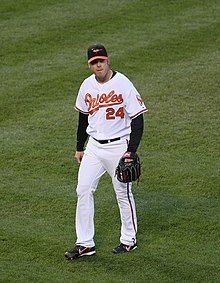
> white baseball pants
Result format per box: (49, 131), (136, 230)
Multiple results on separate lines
(75, 136), (137, 247)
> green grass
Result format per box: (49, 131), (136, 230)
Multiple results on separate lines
(1, 0), (220, 282)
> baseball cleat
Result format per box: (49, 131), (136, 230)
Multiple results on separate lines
(113, 243), (137, 254)
(65, 245), (96, 260)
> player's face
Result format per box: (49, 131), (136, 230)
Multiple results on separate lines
(89, 59), (111, 83)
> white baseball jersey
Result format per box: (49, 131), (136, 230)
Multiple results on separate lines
(75, 71), (147, 140)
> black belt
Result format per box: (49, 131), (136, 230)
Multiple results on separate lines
(93, 137), (121, 144)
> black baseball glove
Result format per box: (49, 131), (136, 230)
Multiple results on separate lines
(115, 152), (141, 183)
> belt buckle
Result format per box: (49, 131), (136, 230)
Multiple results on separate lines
(107, 139), (111, 143)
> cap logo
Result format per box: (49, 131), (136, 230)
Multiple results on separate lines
(92, 48), (102, 53)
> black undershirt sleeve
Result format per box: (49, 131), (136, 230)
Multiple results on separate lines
(127, 114), (144, 153)
(76, 112), (89, 151)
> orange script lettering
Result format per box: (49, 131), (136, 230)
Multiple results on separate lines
(85, 91), (123, 114)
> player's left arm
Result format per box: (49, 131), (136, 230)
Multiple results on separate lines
(127, 114), (144, 153)
(123, 82), (147, 159)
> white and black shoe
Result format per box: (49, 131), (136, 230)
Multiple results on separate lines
(113, 243), (137, 254)
(65, 245), (96, 260)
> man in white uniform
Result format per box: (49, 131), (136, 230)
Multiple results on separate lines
(65, 44), (148, 260)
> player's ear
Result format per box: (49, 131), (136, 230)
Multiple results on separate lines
(88, 63), (91, 69)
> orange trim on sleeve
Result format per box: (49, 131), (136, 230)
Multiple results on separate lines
(74, 106), (89, 115)
(130, 108), (148, 119)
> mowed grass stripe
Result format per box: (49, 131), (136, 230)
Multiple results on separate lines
(1, 0), (219, 65)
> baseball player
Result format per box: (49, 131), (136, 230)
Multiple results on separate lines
(65, 44), (148, 260)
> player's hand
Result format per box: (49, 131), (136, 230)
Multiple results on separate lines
(123, 151), (134, 163)
(75, 151), (84, 164)
(115, 152), (141, 183)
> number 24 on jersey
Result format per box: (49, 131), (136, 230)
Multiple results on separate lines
(106, 107), (124, 120)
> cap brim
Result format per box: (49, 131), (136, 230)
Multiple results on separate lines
(88, 56), (108, 64)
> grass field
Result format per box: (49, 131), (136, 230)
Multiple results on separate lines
(1, 0), (220, 282)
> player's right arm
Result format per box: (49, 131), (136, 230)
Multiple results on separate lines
(75, 151), (84, 164)
(75, 112), (89, 163)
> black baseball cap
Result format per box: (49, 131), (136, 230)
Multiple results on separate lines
(87, 44), (108, 64)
